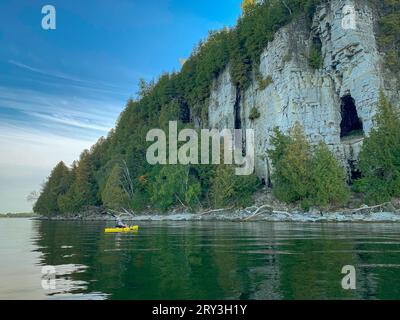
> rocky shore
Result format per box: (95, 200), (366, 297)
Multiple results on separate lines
(36, 193), (400, 223)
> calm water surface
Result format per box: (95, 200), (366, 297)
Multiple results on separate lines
(1, 218), (400, 300)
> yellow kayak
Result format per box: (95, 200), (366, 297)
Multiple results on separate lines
(105, 225), (139, 233)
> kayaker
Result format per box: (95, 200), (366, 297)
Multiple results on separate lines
(115, 216), (128, 229)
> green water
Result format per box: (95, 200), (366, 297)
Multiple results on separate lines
(1, 218), (400, 300)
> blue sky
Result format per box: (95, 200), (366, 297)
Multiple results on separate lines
(0, 0), (242, 213)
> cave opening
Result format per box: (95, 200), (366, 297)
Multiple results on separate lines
(340, 95), (364, 139)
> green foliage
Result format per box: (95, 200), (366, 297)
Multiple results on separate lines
(257, 73), (273, 90)
(241, 0), (256, 15)
(270, 123), (312, 204)
(269, 123), (349, 209)
(150, 165), (202, 211)
(210, 164), (260, 208)
(249, 106), (261, 121)
(356, 92), (400, 203)
(101, 165), (130, 210)
(309, 40), (322, 69)
(57, 151), (100, 213)
(309, 142), (350, 208)
(33, 162), (71, 216)
(377, 0), (400, 73)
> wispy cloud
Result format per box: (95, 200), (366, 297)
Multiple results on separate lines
(0, 85), (122, 138)
(7, 59), (130, 93)
(26, 111), (112, 132)
(0, 80), (124, 212)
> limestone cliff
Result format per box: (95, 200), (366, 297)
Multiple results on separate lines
(207, 0), (399, 183)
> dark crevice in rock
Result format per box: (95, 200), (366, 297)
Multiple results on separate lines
(180, 101), (191, 124)
(234, 86), (242, 130)
(234, 85), (246, 155)
(348, 160), (362, 183)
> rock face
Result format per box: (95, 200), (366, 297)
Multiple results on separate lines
(208, 0), (399, 182)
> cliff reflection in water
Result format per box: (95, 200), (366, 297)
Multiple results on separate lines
(33, 220), (400, 300)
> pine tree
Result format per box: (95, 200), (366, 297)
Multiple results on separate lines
(357, 92), (400, 203)
(33, 161), (70, 216)
(210, 164), (259, 208)
(270, 123), (312, 203)
(101, 165), (130, 210)
(269, 124), (348, 209)
(150, 165), (190, 211)
(309, 142), (350, 208)
(60, 150), (99, 212)
(57, 163), (77, 213)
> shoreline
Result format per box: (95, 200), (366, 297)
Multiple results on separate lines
(35, 191), (400, 223)
(36, 207), (400, 223)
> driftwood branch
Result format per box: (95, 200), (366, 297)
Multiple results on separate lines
(107, 208), (135, 217)
(243, 204), (274, 221)
(175, 194), (189, 209)
(340, 202), (391, 214)
(242, 202), (393, 221)
(198, 206), (235, 216)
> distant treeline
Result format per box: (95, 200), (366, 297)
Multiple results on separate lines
(0, 213), (37, 218)
(33, 1), (400, 216)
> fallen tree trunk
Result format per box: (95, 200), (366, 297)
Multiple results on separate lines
(198, 206), (235, 216)
(243, 204), (274, 221)
(340, 202), (391, 214)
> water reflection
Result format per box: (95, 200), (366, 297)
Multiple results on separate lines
(27, 220), (400, 300)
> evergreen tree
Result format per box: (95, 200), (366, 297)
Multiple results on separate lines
(270, 123), (312, 204)
(101, 165), (130, 210)
(57, 162), (77, 213)
(269, 124), (349, 209)
(210, 164), (260, 208)
(356, 92), (400, 203)
(378, 0), (400, 72)
(309, 142), (350, 208)
(151, 165), (197, 211)
(59, 150), (99, 213)
(33, 162), (70, 216)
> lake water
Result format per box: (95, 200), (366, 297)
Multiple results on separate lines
(1, 218), (400, 300)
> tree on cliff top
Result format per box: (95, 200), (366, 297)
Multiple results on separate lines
(241, 0), (257, 15)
